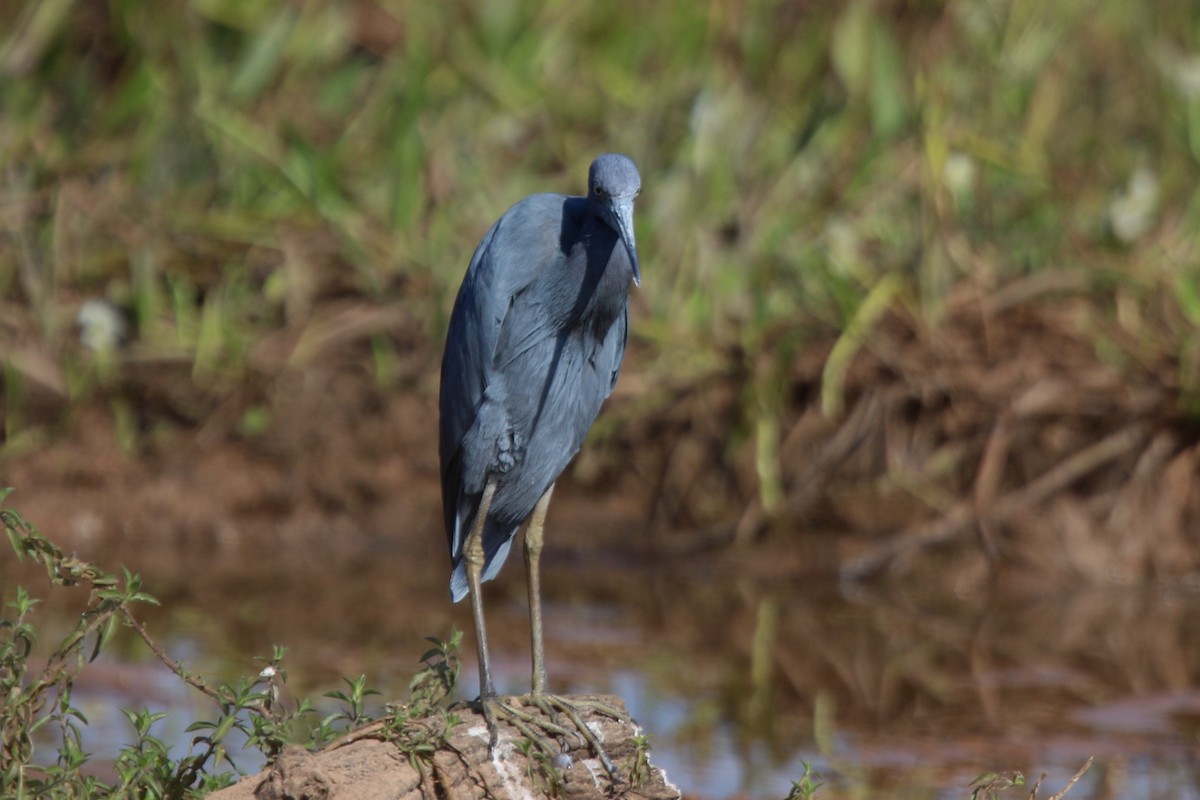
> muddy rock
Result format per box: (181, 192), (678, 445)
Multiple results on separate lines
(210, 695), (679, 800)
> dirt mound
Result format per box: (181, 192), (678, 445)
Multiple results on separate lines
(608, 279), (1198, 591)
(207, 695), (678, 800)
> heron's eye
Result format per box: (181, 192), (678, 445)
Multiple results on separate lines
(594, 186), (609, 198)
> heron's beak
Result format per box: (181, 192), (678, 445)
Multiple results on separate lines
(611, 198), (641, 287)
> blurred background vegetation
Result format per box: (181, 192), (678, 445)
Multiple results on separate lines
(7, 3), (1200, 795)
(2, 0), (1200, 537)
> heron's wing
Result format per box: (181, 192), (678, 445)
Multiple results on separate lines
(439, 196), (563, 468)
(606, 303), (629, 395)
(438, 195), (567, 558)
(487, 196), (576, 371)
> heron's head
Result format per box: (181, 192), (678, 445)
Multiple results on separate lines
(587, 153), (641, 286)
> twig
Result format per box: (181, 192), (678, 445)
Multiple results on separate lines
(841, 424), (1148, 579)
(325, 719), (387, 750)
(415, 756), (438, 800)
(1047, 756), (1093, 800)
(992, 426), (1147, 513)
(1027, 772), (1047, 800)
(121, 607), (225, 703)
(839, 502), (973, 579)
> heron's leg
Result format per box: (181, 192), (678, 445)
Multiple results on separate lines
(465, 480), (499, 735)
(515, 483), (630, 780)
(465, 479), (628, 778)
(524, 483), (555, 695)
(462, 480), (577, 757)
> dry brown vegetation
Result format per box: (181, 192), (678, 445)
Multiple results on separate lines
(9, 276), (1199, 594)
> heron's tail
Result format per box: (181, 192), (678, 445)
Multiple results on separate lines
(448, 517), (519, 602)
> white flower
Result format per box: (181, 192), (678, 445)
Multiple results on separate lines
(1108, 166), (1159, 244)
(77, 299), (126, 352)
(942, 152), (976, 201)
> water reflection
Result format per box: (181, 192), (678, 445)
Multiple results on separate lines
(7, 538), (1200, 798)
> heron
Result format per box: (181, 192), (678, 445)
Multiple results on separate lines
(439, 153), (641, 763)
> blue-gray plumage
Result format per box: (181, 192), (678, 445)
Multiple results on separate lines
(438, 154), (640, 747)
(440, 154), (640, 599)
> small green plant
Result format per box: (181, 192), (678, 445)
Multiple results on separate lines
(785, 760), (825, 800)
(325, 674), (383, 728)
(0, 490), (208, 797)
(0, 488), (464, 797)
(383, 633), (464, 771)
(515, 737), (565, 797)
(629, 732), (652, 786)
(969, 770), (1025, 800)
(408, 631), (463, 715)
(181, 645), (326, 772)
(110, 707), (195, 796)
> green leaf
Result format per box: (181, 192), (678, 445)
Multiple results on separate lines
(1176, 270), (1200, 326)
(6, 522), (24, 561)
(186, 719), (219, 733)
(821, 271), (904, 418)
(868, 16), (907, 138)
(90, 613), (119, 663)
(231, 7), (298, 102)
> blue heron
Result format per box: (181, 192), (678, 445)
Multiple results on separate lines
(439, 154), (641, 759)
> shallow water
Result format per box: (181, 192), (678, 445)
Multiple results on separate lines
(11, 537), (1200, 799)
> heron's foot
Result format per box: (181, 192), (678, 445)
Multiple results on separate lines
(518, 693), (629, 780)
(471, 692), (503, 752)
(473, 693), (628, 781)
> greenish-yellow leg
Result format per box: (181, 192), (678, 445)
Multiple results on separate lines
(524, 484), (554, 694)
(518, 482), (629, 778)
(464, 481), (499, 740)
(466, 479), (629, 778)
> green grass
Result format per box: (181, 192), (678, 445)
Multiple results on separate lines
(2, 1), (1199, 482)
